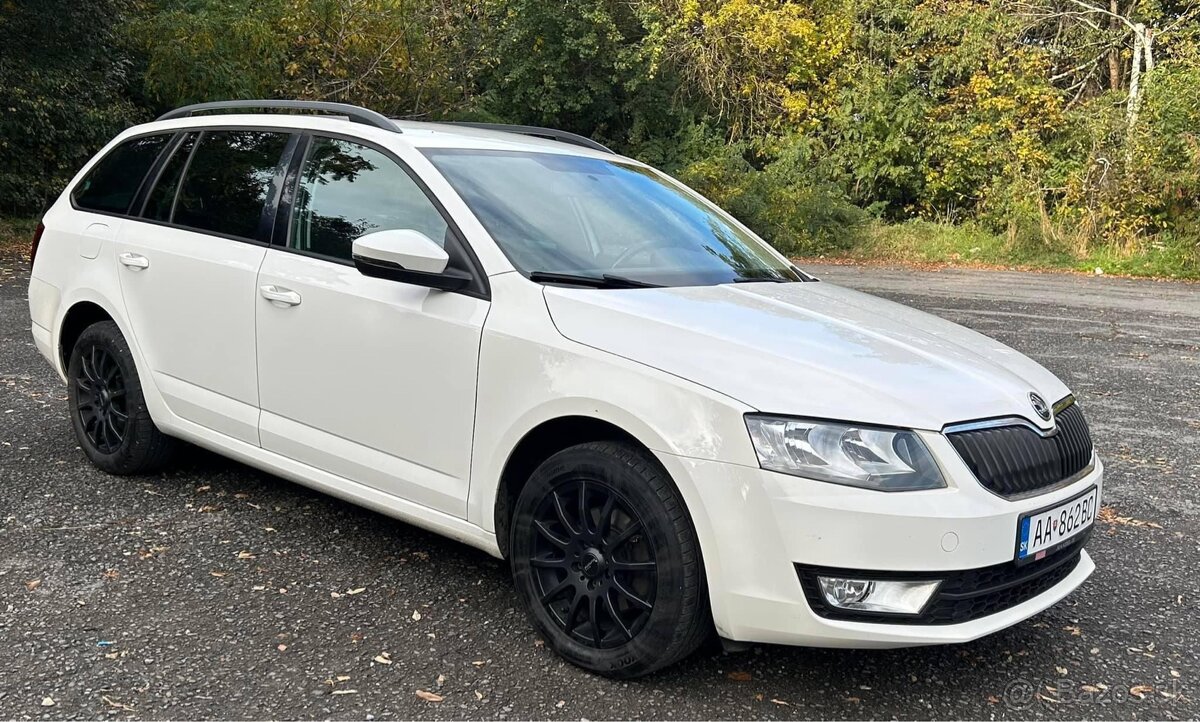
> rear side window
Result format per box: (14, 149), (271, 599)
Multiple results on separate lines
(174, 130), (291, 240)
(290, 137), (448, 261)
(73, 134), (171, 214)
(142, 132), (199, 222)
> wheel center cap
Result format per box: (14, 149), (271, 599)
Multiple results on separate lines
(580, 548), (606, 579)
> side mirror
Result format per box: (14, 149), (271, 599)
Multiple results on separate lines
(351, 229), (472, 291)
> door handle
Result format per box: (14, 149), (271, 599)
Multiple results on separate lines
(118, 252), (149, 270)
(260, 285), (302, 307)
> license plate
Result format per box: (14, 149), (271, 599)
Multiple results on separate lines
(1016, 486), (1098, 563)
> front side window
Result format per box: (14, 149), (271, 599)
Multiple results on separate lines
(290, 137), (448, 261)
(422, 149), (802, 287)
(174, 130), (291, 240)
(73, 134), (171, 214)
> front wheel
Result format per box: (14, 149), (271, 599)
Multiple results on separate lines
(510, 441), (710, 677)
(67, 320), (176, 474)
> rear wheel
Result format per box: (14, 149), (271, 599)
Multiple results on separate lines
(510, 441), (710, 677)
(67, 320), (176, 474)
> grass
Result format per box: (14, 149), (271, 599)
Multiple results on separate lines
(799, 219), (1200, 281)
(0, 216), (37, 260)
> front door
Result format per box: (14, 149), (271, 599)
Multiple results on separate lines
(255, 135), (488, 517)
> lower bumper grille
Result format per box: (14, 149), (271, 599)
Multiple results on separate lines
(796, 533), (1088, 626)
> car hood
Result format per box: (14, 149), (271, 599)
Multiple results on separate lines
(543, 281), (1069, 431)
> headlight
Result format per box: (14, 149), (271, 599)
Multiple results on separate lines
(744, 415), (945, 491)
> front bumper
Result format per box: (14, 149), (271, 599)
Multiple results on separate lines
(660, 432), (1101, 648)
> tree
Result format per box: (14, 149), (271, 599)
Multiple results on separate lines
(640, 0), (851, 138)
(0, 0), (143, 213)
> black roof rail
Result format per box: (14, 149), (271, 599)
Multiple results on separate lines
(436, 122), (614, 154)
(157, 100), (399, 133)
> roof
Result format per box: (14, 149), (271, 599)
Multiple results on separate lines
(145, 100), (620, 160)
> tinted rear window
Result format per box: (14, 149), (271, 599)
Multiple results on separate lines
(174, 130), (290, 240)
(142, 132), (199, 222)
(73, 134), (171, 214)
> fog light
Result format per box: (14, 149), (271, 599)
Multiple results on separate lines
(817, 576), (941, 614)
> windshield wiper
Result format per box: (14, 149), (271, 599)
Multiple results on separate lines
(732, 275), (790, 283)
(528, 271), (661, 289)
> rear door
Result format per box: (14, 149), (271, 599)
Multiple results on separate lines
(255, 134), (489, 516)
(114, 128), (295, 444)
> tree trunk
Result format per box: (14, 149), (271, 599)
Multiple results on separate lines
(1108, 0), (1122, 91)
(1126, 23), (1143, 128)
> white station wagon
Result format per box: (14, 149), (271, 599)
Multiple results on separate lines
(27, 100), (1101, 677)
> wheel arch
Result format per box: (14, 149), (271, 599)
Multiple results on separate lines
(493, 415), (657, 559)
(58, 300), (115, 370)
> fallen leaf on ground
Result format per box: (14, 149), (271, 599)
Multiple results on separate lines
(474, 690), (483, 701)
(236, 551), (255, 559)
(1098, 506), (1163, 529)
(101, 696), (134, 711)
(277, 644), (287, 653)
(472, 660), (486, 667)
(727, 671), (752, 682)
(210, 571), (226, 578)
(41, 697), (55, 707)
(374, 653), (392, 665)
(346, 587), (366, 595)
(1130, 685), (1154, 699)
(770, 698), (790, 706)
(415, 690), (444, 703)
(24, 579), (41, 591)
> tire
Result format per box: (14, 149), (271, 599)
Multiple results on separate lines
(510, 441), (710, 677)
(66, 320), (176, 474)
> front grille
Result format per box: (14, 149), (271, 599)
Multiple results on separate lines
(796, 533), (1088, 625)
(946, 401), (1094, 498)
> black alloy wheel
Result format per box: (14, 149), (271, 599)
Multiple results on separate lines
(529, 477), (658, 648)
(510, 441), (710, 677)
(67, 320), (177, 474)
(74, 344), (129, 454)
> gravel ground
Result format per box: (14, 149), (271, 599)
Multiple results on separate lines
(1, 256), (1197, 720)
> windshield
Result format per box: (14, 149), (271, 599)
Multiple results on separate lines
(421, 149), (802, 287)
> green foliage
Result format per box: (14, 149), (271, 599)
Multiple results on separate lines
(130, 0), (289, 107)
(0, 0), (143, 214)
(3, 0), (1200, 273)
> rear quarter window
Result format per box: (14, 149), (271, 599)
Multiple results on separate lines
(72, 134), (172, 214)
